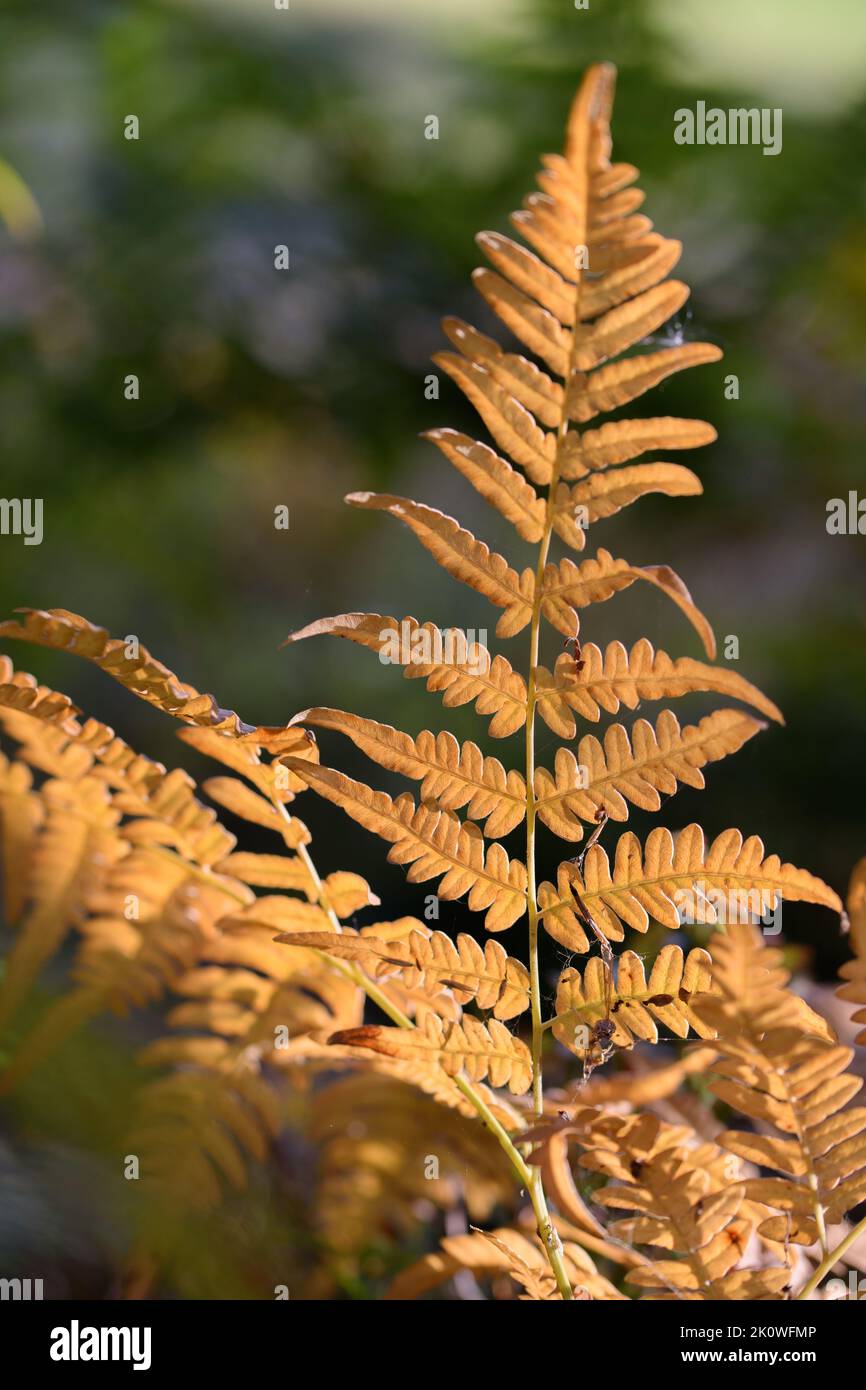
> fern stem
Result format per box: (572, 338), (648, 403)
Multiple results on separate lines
(795, 1210), (866, 1300)
(520, 379), (578, 1294)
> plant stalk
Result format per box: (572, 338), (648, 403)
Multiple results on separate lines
(796, 1211), (866, 1300)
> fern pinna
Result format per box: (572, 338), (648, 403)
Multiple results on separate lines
(280, 63), (844, 1299)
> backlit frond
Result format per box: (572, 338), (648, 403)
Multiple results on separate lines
(332, 1014), (532, 1093)
(838, 858), (866, 1045)
(540, 824), (841, 949)
(540, 549), (715, 652)
(535, 637), (783, 735)
(694, 924), (866, 1244)
(578, 1110), (790, 1299)
(533, 708), (763, 840)
(552, 945), (715, 1055)
(345, 494), (534, 638)
(295, 707), (526, 837)
(283, 612), (527, 738)
(276, 925), (530, 1020)
(282, 759), (528, 932)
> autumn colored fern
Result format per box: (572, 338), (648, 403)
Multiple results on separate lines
(277, 63), (845, 1298)
(1, 62), (864, 1306)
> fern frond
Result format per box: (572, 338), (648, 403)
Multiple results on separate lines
(294, 707), (526, 837)
(283, 612), (528, 738)
(433, 350), (556, 483)
(0, 608), (322, 756)
(578, 1110), (789, 1299)
(0, 608), (255, 733)
(344, 494), (534, 638)
(560, 416), (717, 477)
(533, 709), (763, 841)
(385, 1225), (623, 1301)
(0, 652), (80, 728)
(442, 61), (721, 509)
(551, 464), (701, 551)
(0, 752), (43, 924)
(838, 858), (866, 1045)
(178, 724), (318, 800)
(0, 775), (125, 1031)
(694, 924), (866, 1244)
(331, 1014), (532, 1093)
(540, 549), (716, 653)
(552, 946), (715, 1055)
(540, 824), (841, 949)
(424, 428), (546, 541)
(281, 759), (527, 932)
(277, 926), (530, 1020)
(535, 637), (783, 735)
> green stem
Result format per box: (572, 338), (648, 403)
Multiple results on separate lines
(796, 1211), (866, 1301)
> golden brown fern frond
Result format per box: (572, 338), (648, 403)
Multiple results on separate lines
(276, 925), (530, 1020)
(283, 612), (527, 738)
(281, 759), (527, 932)
(0, 608), (321, 757)
(385, 1225), (623, 1301)
(533, 709), (763, 841)
(0, 652), (80, 728)
(579, 1110), (790, 1299)
(0, 774), (126, 1032)
(535, 638), (783, 735)
(838, 858), (866, 1045)
(294, 707), (527, 837)
(345, 494), (535, 638)
(540, 824), (841, 951)
(693, 924), (866, 1246)
(551, 945), (715, 1057)
(331, 1014), (533, 1094)
(540, 549), (715, 651)
(0, 608), (255, 732)
(0, 751), (43, 924)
